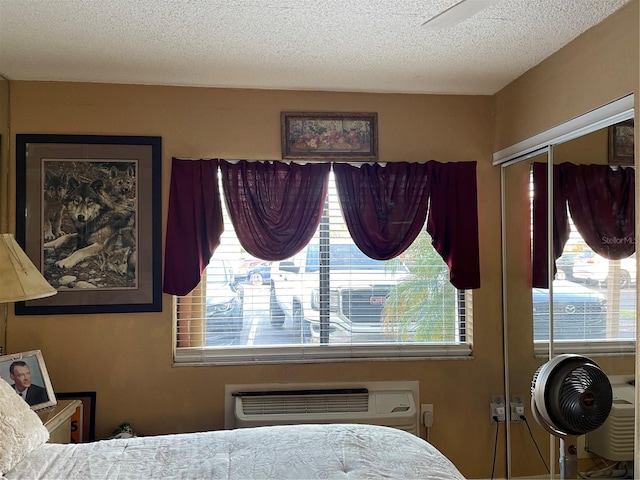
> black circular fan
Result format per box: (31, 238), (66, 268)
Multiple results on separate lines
(531, 354), (612, 437)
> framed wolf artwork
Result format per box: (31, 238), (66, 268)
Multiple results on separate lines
(15, 134), (162, 315)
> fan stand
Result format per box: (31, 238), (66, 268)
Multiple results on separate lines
(559, 436), (578, 479)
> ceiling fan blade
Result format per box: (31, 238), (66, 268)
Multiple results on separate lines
(422, 0), (500, 30)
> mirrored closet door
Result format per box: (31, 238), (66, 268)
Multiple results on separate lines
(497, 95), (636, 479)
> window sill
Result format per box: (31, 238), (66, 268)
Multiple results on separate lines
(174, 343), (473, 366)
(533, 340), (635, 357)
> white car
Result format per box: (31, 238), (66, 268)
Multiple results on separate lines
(571, 251), (636, 288)
(205, 258), (245, 344)
(269, 239), (409, 344)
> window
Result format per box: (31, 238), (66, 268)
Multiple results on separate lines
(174, 175), (472, 364)
(530, 167), (636, 355)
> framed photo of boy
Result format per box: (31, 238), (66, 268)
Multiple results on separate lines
(0, 350), (56, 411)
(15, 134), (162, 315)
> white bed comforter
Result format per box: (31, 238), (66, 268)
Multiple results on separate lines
(5, 423), (465, 479)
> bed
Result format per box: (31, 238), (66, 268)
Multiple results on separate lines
(0, 379), (465, 479)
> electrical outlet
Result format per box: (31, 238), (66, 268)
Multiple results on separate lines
(420, 404), (434, 427)
(510, 394), (525, 422)
(490, 395), (506, 423)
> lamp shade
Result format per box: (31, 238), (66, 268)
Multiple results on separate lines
(0, 234), (57, 303)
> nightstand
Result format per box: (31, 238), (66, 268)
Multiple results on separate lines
(38, 399), (82, 444)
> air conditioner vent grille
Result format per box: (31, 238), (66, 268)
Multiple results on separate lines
(587, 381), (634, 462)
(227, 382), (419, 435)
(241, 393), (369, 416)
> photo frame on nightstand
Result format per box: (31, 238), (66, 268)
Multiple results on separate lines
(0, 350), (57, 411)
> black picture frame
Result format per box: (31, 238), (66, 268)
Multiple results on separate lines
(56, 391), (97, 442)
(15, 134), (162, 315)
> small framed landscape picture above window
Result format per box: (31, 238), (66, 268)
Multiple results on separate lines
(0, 350), (56, 411)
(608, 120), (634, 165)
(281, 112), (378, 160)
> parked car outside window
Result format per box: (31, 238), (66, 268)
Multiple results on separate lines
(532, 280), (606, 341)
(246, 262), (272, 286)
(571, 250), (636, 288)
(270, 239), (415, 344)
(554, 251), (582, 281)
(233, 258), (263, 285)
(205, 258), (244, 345)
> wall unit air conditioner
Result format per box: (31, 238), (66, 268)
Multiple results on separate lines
(587, 376), (634, 462)
(225, 381), (419, 435)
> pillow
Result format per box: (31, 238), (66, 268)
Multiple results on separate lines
(0, 377), (49, 475)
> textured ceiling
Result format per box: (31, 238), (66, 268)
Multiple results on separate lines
(0, 0), (632, 95)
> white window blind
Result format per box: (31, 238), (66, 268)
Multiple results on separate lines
(174, 174), (472, 365)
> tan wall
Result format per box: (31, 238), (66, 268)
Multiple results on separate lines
(6, 82), (502, 479)
(494, 0), (639, 152)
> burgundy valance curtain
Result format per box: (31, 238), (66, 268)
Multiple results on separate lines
(220, 160), (330, 261)
(333, 162), (429, 260)
(164, 158), (481, 295)
(425, 161), (480, 289)
(163, 158), (224, 296)
(333, 161), (480, 289)
(532, 162), (635, 288)
(563, 163), (635, 258)
(531, 163), (571, 288)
